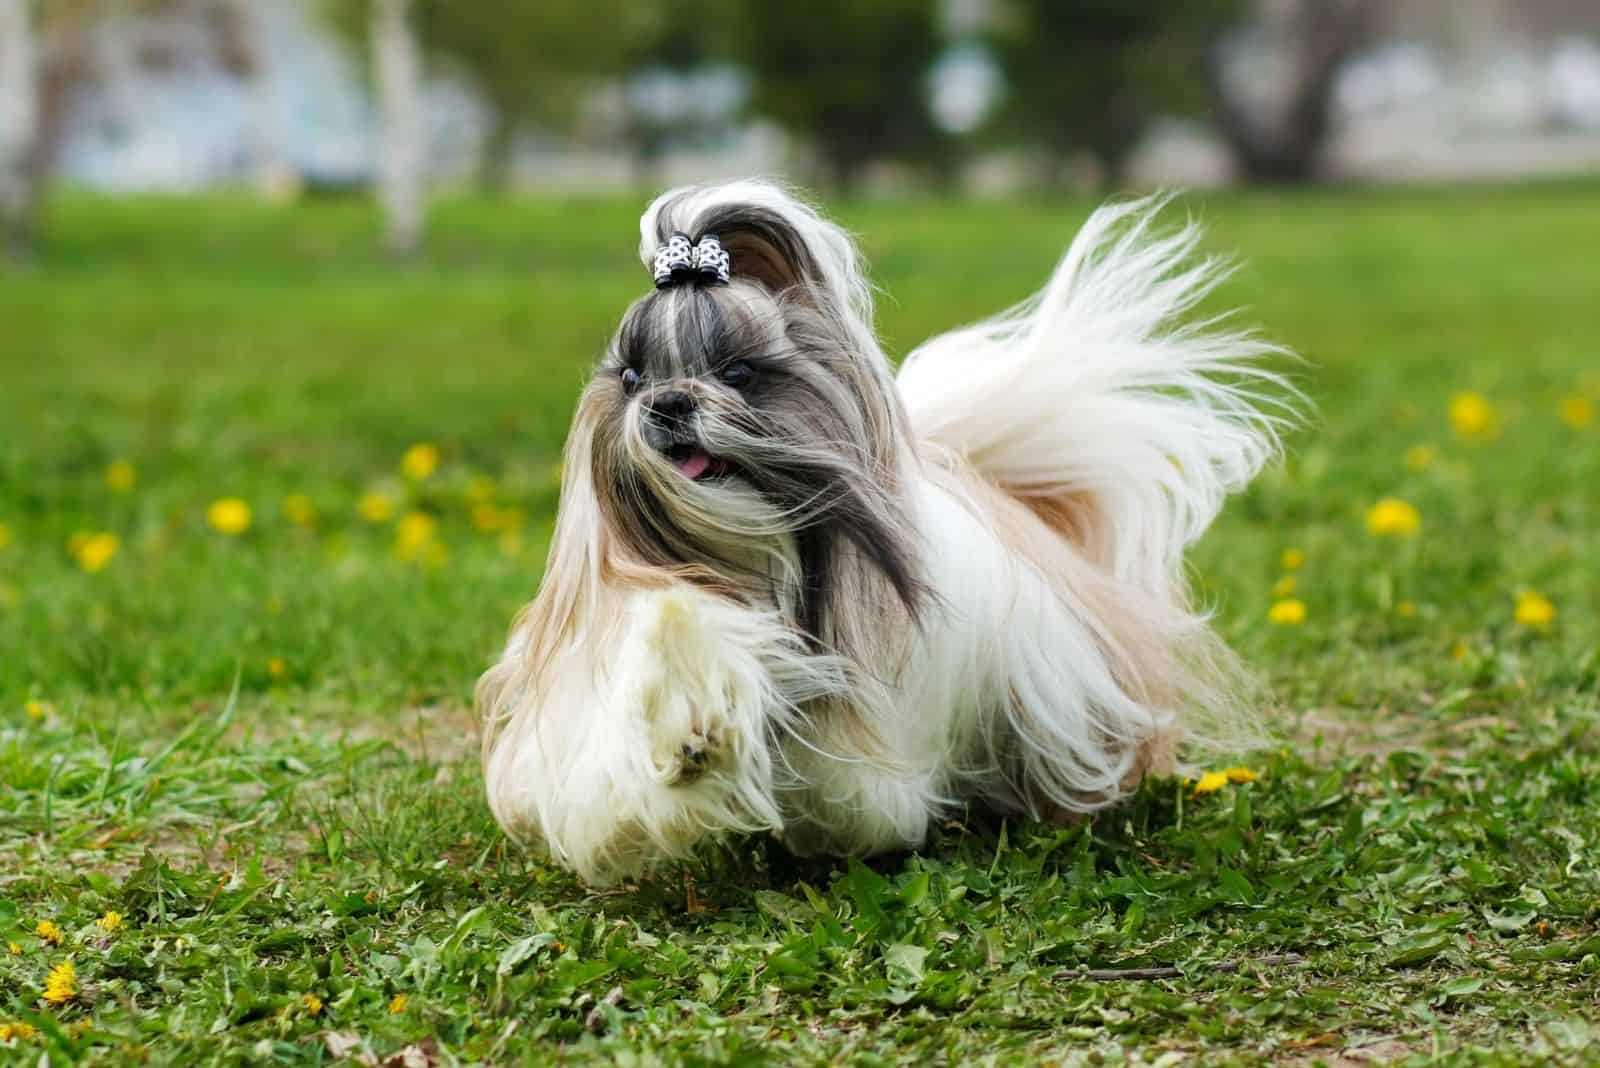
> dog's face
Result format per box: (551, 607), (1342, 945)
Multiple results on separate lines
(475, 193), (938, 883)
(572, 262), (922, 628)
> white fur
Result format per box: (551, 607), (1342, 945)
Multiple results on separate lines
(481, 187), (1291, 885)
(482, 584), (850, 884)
(897, 196), (1294, 602)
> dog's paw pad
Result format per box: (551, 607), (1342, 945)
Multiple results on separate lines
(665, 730), (719, 785)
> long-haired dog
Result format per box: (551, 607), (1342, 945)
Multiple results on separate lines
(478, 181), (1291, 885)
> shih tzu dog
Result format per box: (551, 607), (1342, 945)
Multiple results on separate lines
(477, 180), (1290, 885)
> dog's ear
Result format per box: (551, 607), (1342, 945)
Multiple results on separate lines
(716, 217), (820, 297)
(639, 180), (873, 324)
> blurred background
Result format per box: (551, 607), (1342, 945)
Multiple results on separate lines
(5, 0), (1600, 256)
(0, 1), (1595, 713)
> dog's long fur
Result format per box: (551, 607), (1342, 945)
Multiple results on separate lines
(477, 180), (1292, 884)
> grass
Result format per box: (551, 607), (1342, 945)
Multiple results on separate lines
(1, 180), (1597, 1066)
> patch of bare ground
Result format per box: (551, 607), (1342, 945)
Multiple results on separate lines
(1279, 1033), (1425, 1066)
(1290, 706), (1526, 761)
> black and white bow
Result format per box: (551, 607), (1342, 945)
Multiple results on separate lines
(652, 232), (731, 289)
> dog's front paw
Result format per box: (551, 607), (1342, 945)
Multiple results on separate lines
(628, 590), (747, 785)
(667, 728), (720, 785)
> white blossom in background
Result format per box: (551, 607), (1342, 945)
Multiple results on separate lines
(929, 44), (1002, 136)
(1548, 36), (1600, 129)
(1336, 42), (1443, 118)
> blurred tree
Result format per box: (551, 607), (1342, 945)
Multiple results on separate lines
(222, 0), (290, 197)
(987, 0), (1241, 190)
(620, 0), (737, 185)
(1207, 0), (1375, 182)
(326, 0), (641, 190)
(733, 0), (947, 191)
(0, 0), (38, 262)
(6, 0), (256, 260)
(371, 0), (422, 256)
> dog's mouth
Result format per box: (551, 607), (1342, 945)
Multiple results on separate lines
(666, 444), (733, 482)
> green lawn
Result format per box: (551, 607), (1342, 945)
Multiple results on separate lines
(1, 182), (1597, 1066)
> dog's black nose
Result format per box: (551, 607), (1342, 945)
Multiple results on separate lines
(645, 391), (696, 426)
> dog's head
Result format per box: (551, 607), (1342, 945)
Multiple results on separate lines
(566, 181), (924, 630)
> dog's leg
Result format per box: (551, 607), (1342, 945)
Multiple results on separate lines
(628, 587), (750, 786)
(483, 582), (803, 883)
(484, 580), (844, 884)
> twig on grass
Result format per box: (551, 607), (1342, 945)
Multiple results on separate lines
(1056, 952), (1305, 982)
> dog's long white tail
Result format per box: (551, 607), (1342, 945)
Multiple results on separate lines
(897, 196), (1295, 609)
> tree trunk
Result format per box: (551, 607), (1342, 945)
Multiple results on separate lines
(371, 0), (423, 257)
(225, 0), (291, 199)
(1208, 0), (1373, 184)
(625, 121), (667, 194)
(819, 133), (868, 196)
(0, 0), (38, 263)
(1089, 88), (1141, 192)
(478, 108), (515, 193)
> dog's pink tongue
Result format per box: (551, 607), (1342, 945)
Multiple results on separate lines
(675, 449), (713, 480)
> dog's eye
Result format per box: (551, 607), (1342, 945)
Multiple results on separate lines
(718, 361), (754, 389)
(620, 367), (641, 394)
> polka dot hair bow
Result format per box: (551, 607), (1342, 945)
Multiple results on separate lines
(653, 232), (731, 289)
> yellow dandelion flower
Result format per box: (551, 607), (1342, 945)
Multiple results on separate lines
(25, 700), (52, 721)
(1450, 639), (1470, 661)
(104, 460), (137, 492)
(35, 920), (62, 945)
(1365, 497), (1421, 538)
(1268, 599), (1306, 626)
(473, 503), (526, 534)
(400, 443), (440, 482)
(267, 656), (287, 679)
(358, 492), (396, 523)
(1559, 395), (1594, 430)
(1396, 600), (1417, 619)
(0, 1021), (38, 1042)
(393, 511), (438, 561)
(465, 475), (497, 504)
(1448, 391), (1497, 441)
(1223, 767), (1258, 784)
(1404, 444), (1436, 471)
(43, 959), (77, 1004)
(206, 498), (252, 536)
(301, 993), (322, 1016)
(70, 531), (120, 573)
(0, 523), (11, 551)
(282, 494), (316, 527)
(1279, 548), (1305, 571)
(96, 911), (123, 934)
(1514, 591), (1556, 628)
(388, 993), (408, 1014)
(1192, 771), (1229, 795)
(7, 942), (20, 955)
(1271, 575), (1297, 597)
(471, 502), (502, 533)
